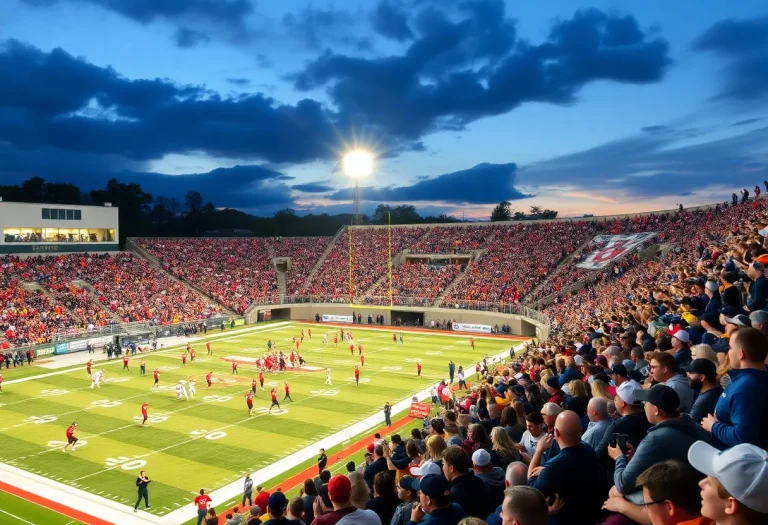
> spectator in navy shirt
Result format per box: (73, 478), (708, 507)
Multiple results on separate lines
(684, 359), (723, 423)
(528, 411), (601, 525)
(704, 280), (722, 316)
(745, 261), (768, 312)
(671, 330), (692, 369)
(702, 327), (768, 450)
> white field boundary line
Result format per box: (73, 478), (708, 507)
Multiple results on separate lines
(3, 322), (292, 386)
(159, 339), (529, 525)
(294, 321), (524, 343)
(0, 507), (37, 525)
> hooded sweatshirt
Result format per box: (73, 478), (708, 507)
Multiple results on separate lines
(474, 467), (506, 509)
(663, 374), (694, 414)
(613, 415), (711, 496)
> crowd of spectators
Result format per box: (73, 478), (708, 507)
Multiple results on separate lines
(366, 262), (462, 304)
(0, 258), (76, 346)
(138, 238), (278, 313)
(407, 226), (496, 254)
(305, 228), (426, 301)
(269, 236), (331, 295)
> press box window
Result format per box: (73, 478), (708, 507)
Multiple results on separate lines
(42, 208), (50, 219)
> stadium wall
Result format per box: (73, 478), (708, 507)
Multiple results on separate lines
(247, 304), (546, 339)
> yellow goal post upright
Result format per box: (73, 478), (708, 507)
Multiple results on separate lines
(349, 213), (394, 310)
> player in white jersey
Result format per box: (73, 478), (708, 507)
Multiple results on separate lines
(178, 380), (189, 400)
(323, 334), (328, 345)
(90, 370), (104, 389)
(175, 383), (186, 400)
(325, 368), (332, 385)
(188, 377), (197, 397)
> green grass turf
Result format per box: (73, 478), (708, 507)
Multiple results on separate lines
(0, 489), (85, 525)
(0, 322), (519, 519)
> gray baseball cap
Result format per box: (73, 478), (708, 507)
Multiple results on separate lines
(688, 440), (768, 514)
(749, 310), (768, 326)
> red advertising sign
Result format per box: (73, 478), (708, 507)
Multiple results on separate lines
(409, 401), (432, 419)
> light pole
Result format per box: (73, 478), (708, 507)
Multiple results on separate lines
(342, 150), (373, 226)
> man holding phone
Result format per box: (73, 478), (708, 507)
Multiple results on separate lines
(608, 384), (711, 504)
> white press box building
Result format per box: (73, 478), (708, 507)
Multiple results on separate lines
(0, 200), (119, 255)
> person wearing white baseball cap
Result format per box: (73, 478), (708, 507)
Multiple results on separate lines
(671, 330), (693, 370)
(471, 449), (505, 510)
(688, 440), (768, 523)
(596, 381), (651, 478)
(409, 461), (442, 478)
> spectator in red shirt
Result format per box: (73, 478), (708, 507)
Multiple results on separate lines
(194, 489), (212, 525)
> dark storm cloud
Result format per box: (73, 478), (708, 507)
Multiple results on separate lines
(282, 6), (371, 51)
(291, 182), (335, 193)
(173, 27), (212, 48)
(292, 2), (671, 141)
(20, 0), (253, 29)
(371, 0), (413, 42)
(0, 39), (337, 164)
(226, 78), (252, 86)
(693, 15), (768, 100)
(328, 163), (529, 205)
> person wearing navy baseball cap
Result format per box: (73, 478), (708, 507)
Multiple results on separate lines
(408, 474), (465, 525)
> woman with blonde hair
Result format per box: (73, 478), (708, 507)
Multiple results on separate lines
(490, 426), (521, 470)
(691, 344), (718, 365)
(590, 379), (614, 401)
(567, 379), (588, 399)
(418, 434), (447, 470)
(458, 518), (488, 525)
(347, 471), (369, 509)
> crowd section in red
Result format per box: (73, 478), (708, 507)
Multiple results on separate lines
(4, 203), (762, 347)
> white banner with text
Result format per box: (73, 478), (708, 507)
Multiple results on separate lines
(452, 323), (493, 334)
(322, 314), (354, 323)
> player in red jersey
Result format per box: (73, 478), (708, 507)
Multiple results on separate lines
(251, 378), (257, 395)
(186, 343), (191, 353)
(269, 388), (281, 412)
(393, 333), (397, 342)
(122, 355), (130, 371)
(360, 354), (365, 367)
(283, 381), (293, 401)
(181, 353), (187, 367)
(153, 369), (160, 387)
(470, 337), (475, 350)
(358, 343), (362, 355)
(206, 342), (212, 355)
(417, 362), (422, 378)
(194, 490), (212, 521)
(232, 361), (238, 374)
(354, 366), (360, 386)
(307, 328), (312, 339)
(333, 334), (338, 347)
(206, 371), (213, 389)
(86, 359), (93, 377)
(63, 422), (78, 452)
(140, 401), (149, 426)
(245, 391), (254, 416)
(259, 370), (265, 390)
(295, 339), (300, 351)
(349, 343), (354, 356)
(190, 348), (196, 362)
(301, 329), (305, 341)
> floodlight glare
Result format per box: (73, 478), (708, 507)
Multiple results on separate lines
(343, 150), (373, 178)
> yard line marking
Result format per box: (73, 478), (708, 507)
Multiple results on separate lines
(0, 508), (37, 525)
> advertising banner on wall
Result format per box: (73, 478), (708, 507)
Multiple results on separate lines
(53, 342), (70, 355)
(451, 323), (492, 334)
(68, 336), (112, 353)
(576, 232), (658, 270)
(322, 314), (354, 323)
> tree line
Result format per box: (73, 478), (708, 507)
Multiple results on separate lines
(0, 177), (558, 244)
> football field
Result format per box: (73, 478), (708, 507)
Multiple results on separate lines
(0, 322), (523, 523)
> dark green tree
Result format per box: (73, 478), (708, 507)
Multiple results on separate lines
(490, 201), (512, 221)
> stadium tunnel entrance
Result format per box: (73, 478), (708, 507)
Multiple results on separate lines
(255, 308), (290, 322)
(392, 310), (423, 327)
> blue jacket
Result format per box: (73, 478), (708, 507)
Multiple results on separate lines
(390, 444), (410, 470)
(712, 368), (768, 449)
(705, 292), (722, 316)
(747, 276), (768, 312)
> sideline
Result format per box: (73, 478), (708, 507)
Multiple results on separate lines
(3, 322), (292, 386)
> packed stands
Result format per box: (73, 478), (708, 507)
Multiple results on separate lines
(304, 227), (426, 300)
(0, 257), (76, 345)
(268, 236), (331, 295)
(137, 238), (278, 313)
(407, 225), (495, 254)
(365, 261), (462, 305)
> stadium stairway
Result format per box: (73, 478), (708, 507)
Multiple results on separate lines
(125, 239), (239, 316)
(70, 279), (122, 323)
(301, 225), (346, 292)
(432, 248), (487, 307)
(23, 281), (80, 321)
(276, 268), (286, 302)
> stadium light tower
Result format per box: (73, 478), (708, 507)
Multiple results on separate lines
(343, 150), (373, 226)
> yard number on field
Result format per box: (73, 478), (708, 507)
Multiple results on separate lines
(105, 456), (147, 470)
